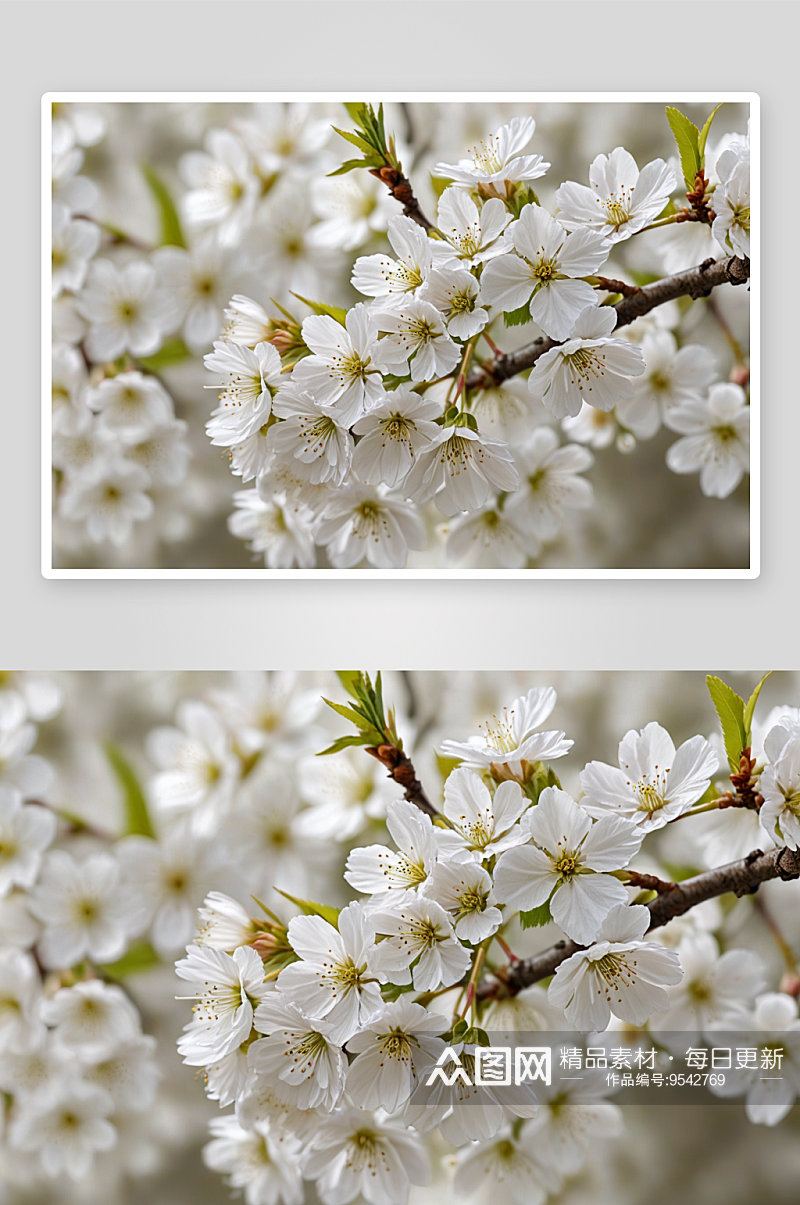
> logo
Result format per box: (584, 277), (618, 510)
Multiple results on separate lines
(425, 1045), (551, 1088)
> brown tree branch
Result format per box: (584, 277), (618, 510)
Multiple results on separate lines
(479, 843), (800, 1000)
(365, 744), (438, 816)
(467, 254), (750, 391)
(370, 165), (433, 230)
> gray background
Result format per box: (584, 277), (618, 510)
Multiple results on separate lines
(5, 0), (794, 670)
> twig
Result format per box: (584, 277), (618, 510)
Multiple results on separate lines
(369, 165), (433, 230)
(466, 255), (751, 391)
(478, 843), (800, 1000)
(364, 744), (438, 816)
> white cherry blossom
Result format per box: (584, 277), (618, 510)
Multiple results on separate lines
(649, 931), (764, 1039)
(445, 505), (536, 569)
(374, 297), (460, 383)
(180, 128), (259, 246)
(556, 148), (677, 242)
(270, 386), (354, 487)
(293, 306), (387, 427)
(370, 896), (471, 992)
(344, 998), (447, 1112)
(438, 769), (529, 858)
(9, 1080), (116, 1180)
(419, 266), (488, 339)
(435, 117), (549, 189)
(277, 903), (383, 1044)
(435, 187), (512, 264)
(548, 904), (683, 1032)
(88, 370), (174, 438)
(78, 259), (170, 362)
(228, 489), (317, 569)
(440, 687), (572, 770)
(51, 205), (100, 299)
(480, 205), (609, 341)
(60, 460), (154, 546)
(351, 387), (440, 488)
(314, 485), (426, 569)
(204, 1115), (304, 1205)
(250, 994), (347, 1111)
(345, 799), (439, 899)
(527, 304), (646, 420)
(493, 787), (642, 944)
(176, 943), (272, 1064)
(154, 232), (241, 352)
(302, 1109), (430, 1205)
(713, 158), (750, 259)
(0, 787), (57, 897)
(505, 427), (595, 545)
(41, 980), (141, 1059)
(351, 214), (443, 303)
(580, 720), (718, 832)
(422, 858), (502, 942)
(665, 382), (750, 498)
(205, 340), (283, 445)
(30, 850), (133, 969)
(616, 331), (718, 438)
(403, 424), (519, 517)
(759, 736), (800, 850)
(146, 700), (240, 834)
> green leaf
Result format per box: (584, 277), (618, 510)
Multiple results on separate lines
(327, 157), (375, 177)
(275, 890), (340, 928)
(436, 753), (461, 781)
(430, 174), (452, 199)
(464, 1026), (491, 1047)
(317, 733), (373, 756)
(665, 106), (702, 191)
(519, 898), (554, 929)
(344, 102), (368, 125)
(262, 949), (298, 975)
(451, 1018), (469, 1040)
(331, 126), (380, 155)
(503, 302), (533, 328)
(706, 675), (747, 773)
(100, 942), (160, 980)
(141, 164), (186, 248)
(137, 337), (191, 373)
(743, 672), (772, 745)
(698, 104), (723, 160)
(336, 671), (363, 698)
(104, 742), (154, 838)
(323, 697), (372, 730)
(380, 981), (417, 1002)
(291, 294), (348, 326)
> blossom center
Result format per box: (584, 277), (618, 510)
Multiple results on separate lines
(780, 788), (800, 817)
(533, 259), (557, 283)
(635, 781), (666, 813)
(594, 952), (637, 992)
(458, 886), (488, 915)
(378, 1029), (413, 1061)
(477, 709), (517, 754)
(553, 850), (580, 879)
(603, 197), (632, 229)
(408, 317), (437, 345)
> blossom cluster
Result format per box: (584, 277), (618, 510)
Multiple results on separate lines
(48, 101), (752, 570)
(171, 676), (800, 1205)
(50, 108), (197, 564)
(1, 670), (798, 1202)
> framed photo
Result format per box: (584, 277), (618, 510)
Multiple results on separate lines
(43, 93), (758, 578)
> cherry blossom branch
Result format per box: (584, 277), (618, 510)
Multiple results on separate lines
(478, 843), (800, 1000)
(364, 743), (438, 817)
(370, 165), (433, 231)
(467, 254), (751, 391)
